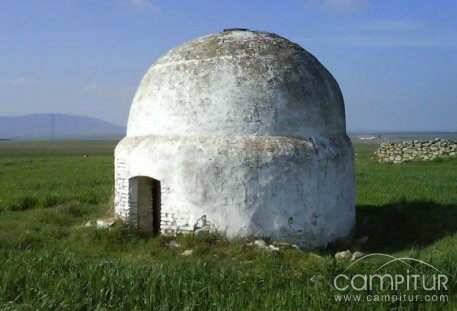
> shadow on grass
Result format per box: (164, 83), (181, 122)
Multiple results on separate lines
(356, 200), (457, 253)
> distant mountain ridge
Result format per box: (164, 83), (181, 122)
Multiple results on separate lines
(0, 113), (125, 140)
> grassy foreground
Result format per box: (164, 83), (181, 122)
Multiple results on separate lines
(0, 141), (455, 310)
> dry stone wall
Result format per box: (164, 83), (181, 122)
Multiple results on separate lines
(375, 138), (457, 164)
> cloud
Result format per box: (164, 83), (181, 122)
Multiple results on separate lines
(126, 0), (161, 13)
(306, 0), (368, 12)
(318, 34), (457, 48)
(356, 20), (426, 32)
(0, 77), (31, 86)
(301, 19), (457, 48)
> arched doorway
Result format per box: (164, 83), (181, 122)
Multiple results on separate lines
(129, 176), (161, 235)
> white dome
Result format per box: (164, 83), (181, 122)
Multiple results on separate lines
(127, 30), (346, 138)
(115, 29), (355, 248)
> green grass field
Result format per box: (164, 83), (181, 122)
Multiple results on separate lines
(0, 141), (455, 310)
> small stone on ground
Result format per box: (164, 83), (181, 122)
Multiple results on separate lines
(166, 240), (180, 248)
(181, 249), (193, 256)
(96, 219), (115, 229)
(351, 251), (364, 261)
(335, 250), (352, 260)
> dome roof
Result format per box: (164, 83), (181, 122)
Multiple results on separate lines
(127, 29), (346, 138)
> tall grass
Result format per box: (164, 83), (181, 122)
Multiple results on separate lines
(0, 247), (454, 310)
(0, 141), (455, 310)
(0, 156), (112, 213)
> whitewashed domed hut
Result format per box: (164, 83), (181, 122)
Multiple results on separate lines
(114, 29), (355, 248)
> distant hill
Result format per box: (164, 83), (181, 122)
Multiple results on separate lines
(0, 113), (125, 140)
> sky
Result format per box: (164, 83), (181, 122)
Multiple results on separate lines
(0, 0), (456, 132)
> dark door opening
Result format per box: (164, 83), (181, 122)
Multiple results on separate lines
(151, 179), (161, 236)
(132, 176), (161, 236)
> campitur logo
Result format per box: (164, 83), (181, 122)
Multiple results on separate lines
(333, 253), (449, 304)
